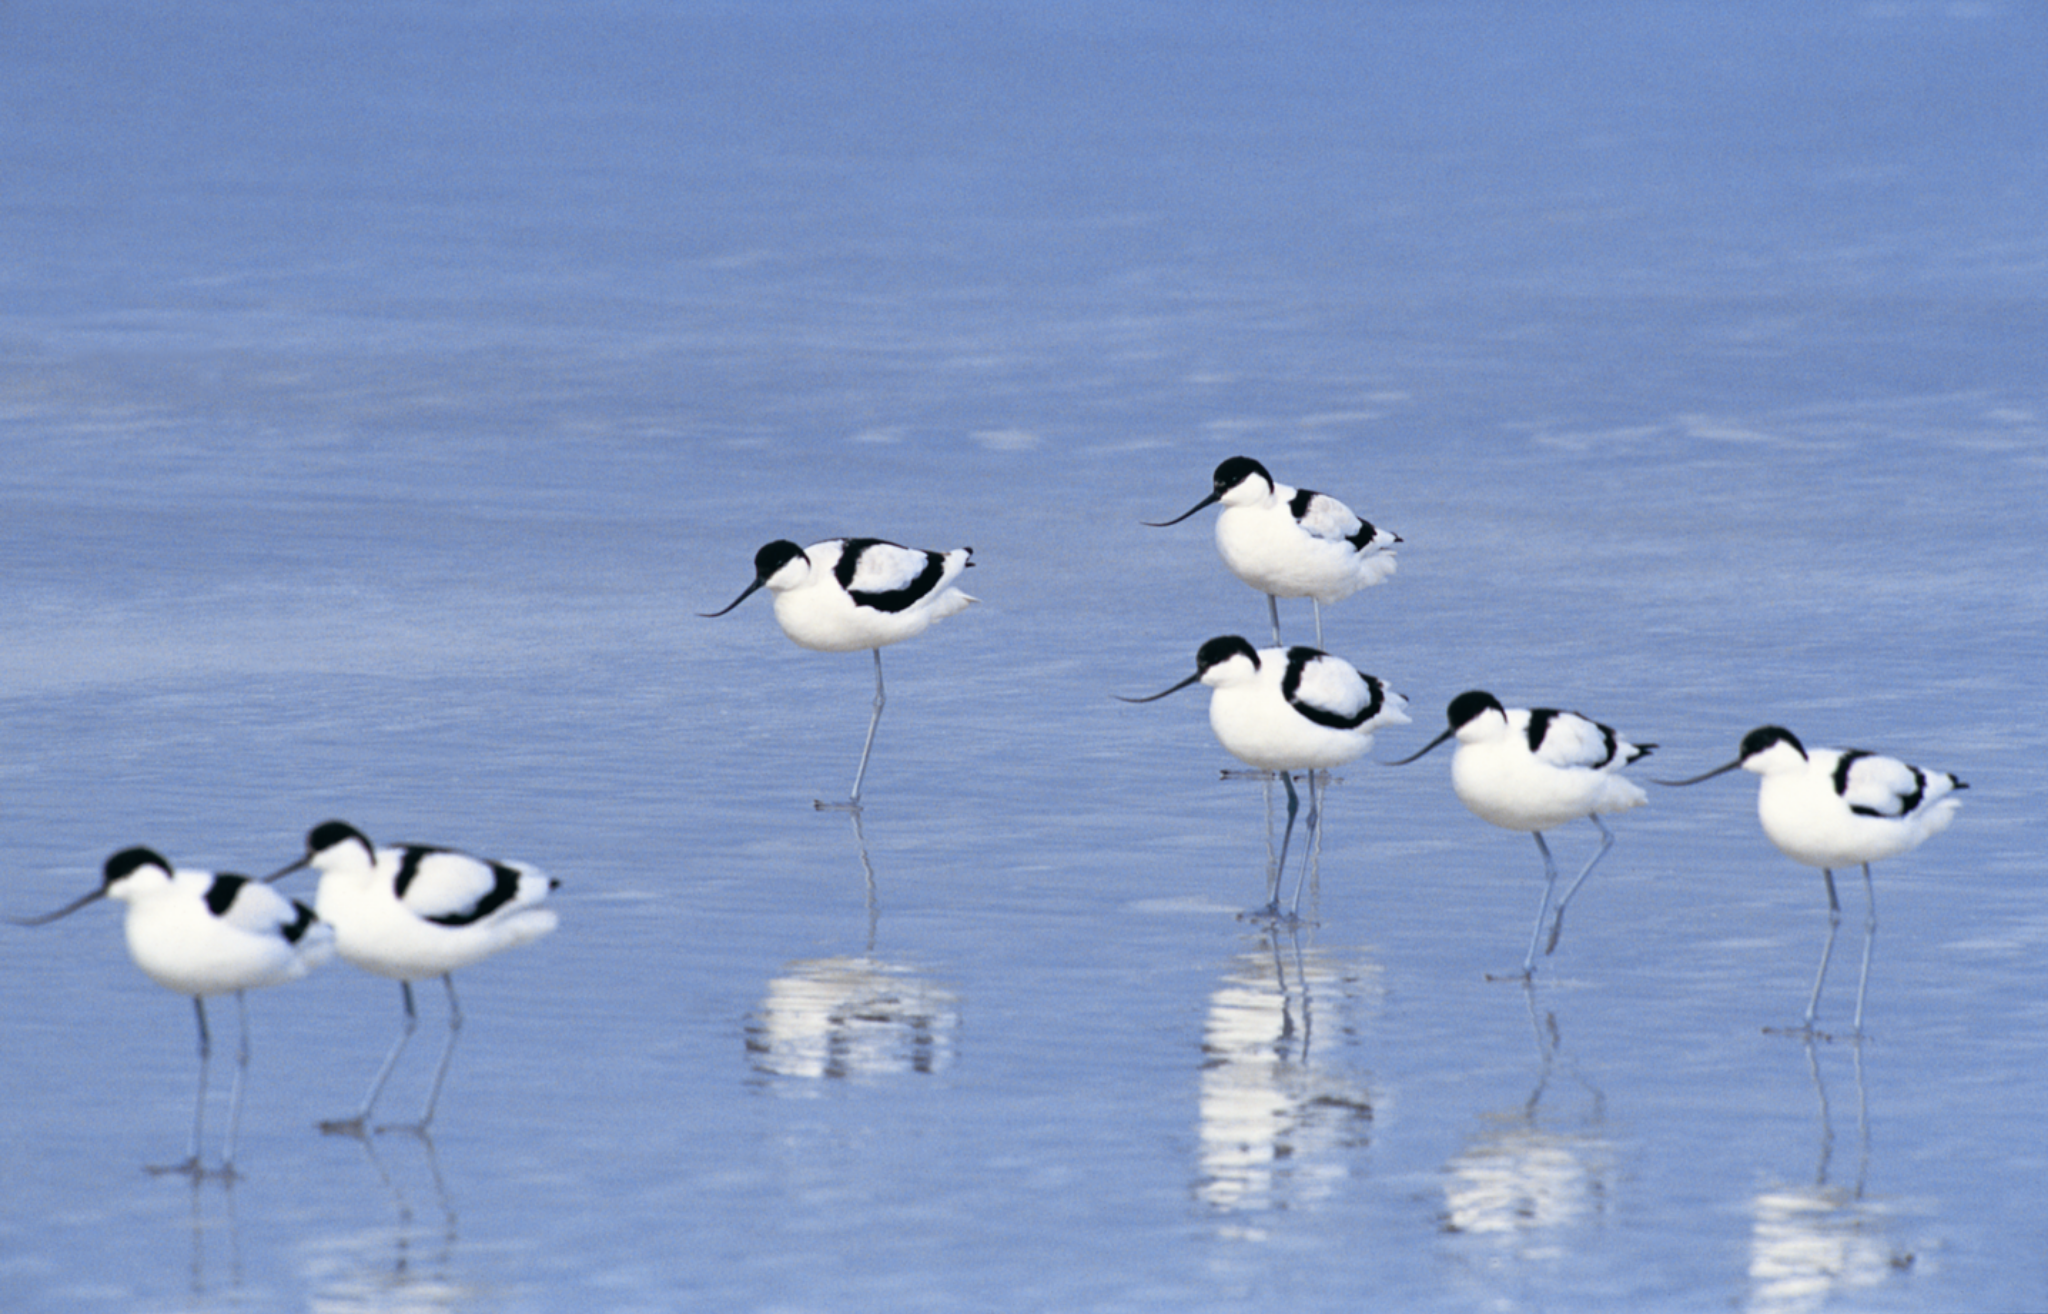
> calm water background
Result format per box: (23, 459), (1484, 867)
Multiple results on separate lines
(3, 2), (2045, 1310)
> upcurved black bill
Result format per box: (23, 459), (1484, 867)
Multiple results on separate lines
(1115, 671), (1205, 704)
(262, 854), (311, 884)
(1141, 491), (1221, 528)
(1652, 759), (1744, 787)
(1387, 726), (1456, 766)
(698, 575), (767, 619)
(6, 886), (106, 927)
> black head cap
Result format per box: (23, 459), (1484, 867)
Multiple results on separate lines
(103, 847), (172, 887)
(307, 820), (372, 855)
(1211, 456), (1272, 494)
(1740, 725), (1805, 761)
(1445, 690), (1504, 730)
(1195, 635), (1261, 673)
(752, 540), (808, 579)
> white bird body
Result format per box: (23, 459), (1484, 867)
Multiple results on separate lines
(1122, 636), (1407, 916)
(267, 820), (559, 1133)
(1445, 702), (1652, 834)
(1396, 691), (1654, 975)
(1201, 640), (1410, 770)
(305, 837), (559, 982)
(703, 536), (978, 806)
(1212, 470), (1399, 606)
(1742, 733), (1963, 870)
(1150, 457), (1398, 646)
(1659, 726), (1966, 1034)
(9, 847), (333, 1176)
(752, 538), (976, 653)
(117, 863), (335, 997)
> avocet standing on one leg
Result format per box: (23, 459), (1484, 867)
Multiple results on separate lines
(7, 846), (333, 1178)
(1657, 726), (1965, 1037)
(265, 820), (558, 1136)
(1120, 635), (1408, 917)
(1146, 457), (1399, 647)
(1393, 691), (1653, 978)
(702, 537), (977, 810)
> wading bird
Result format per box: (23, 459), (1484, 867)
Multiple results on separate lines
(1657, 726), (1964, 1036)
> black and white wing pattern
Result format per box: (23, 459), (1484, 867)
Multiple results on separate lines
(1520, 708), (1654, 772)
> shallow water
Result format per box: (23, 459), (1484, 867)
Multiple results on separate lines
(4, 2), (2046, 1310)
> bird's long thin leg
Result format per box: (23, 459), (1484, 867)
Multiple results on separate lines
(1266, 594), (1283, 647)
(847, 649), (886, 807)
(385, 974), (461, 1135)
(1520, 833), (1561, 976)
(1850, 863), (1877, 1036)
(1543, 815), (1617, 957)
(1312, 600), (1324, 650)
(324, 981), (419, 1136)
(1262, 772), (1278, 880)
(1288, 768), (1323, 918)
(219, 990), (250, 1177)
(1267, 771), (1301, 914)
(1803, 868), (1844, 1030)
(151, 997), (212, 1177)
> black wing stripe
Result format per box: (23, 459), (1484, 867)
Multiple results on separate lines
(393, 847), (438, 900)
(837, 539), (946, 615)
(205, 874), (248, 918)
(1281, 651), (1383, 730)
(1834, 750), (1882, 815)
(1899, 766), (1927, 817)
(282, 901), (320, 944)
(427, 864), (524, 927)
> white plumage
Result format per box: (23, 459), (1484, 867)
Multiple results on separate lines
(1658, 726), (1965, 1034)
(266, 820), (558, 1134)
(8, 846), (333, 1177)
(1121, 635), (1408, 916)
(1395, 690), (1653, 976)
(705, 537), (975, 653)
(702, 536), (977, 807)
(1148, 456), (1398, 646)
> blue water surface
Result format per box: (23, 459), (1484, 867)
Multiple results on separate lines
(3, 2), (2045, 1310)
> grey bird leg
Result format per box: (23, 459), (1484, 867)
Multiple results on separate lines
(1267, 771), (1302, 914)
(1287, 768), (1323, 918)
(219, 990), (250, 1176)
(847, 649), (886, 808)
(323, 979), (420, 1136)
(383, 974), (462, 1135)
(1850, 863), (1877, 1036)
(1521, 832), (1561, 977)
(1543, 815), (1618, 958)
(149, 996), (211, 1177)
(1804, 868), (1845, 1030)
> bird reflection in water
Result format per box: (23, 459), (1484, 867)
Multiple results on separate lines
(747, 810), (958, 1083)
(178, 1173), (243, 1303)
(1195, 926), (1378, 1214)
(1220, 765), (1331, 922)
(303, 1134), (473, 1312)
(1441, 986), (1615, 1244)
(1747, 1038), (1912, 1314)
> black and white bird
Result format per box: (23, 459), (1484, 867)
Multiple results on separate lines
(702, 537), (977, 809)
(1147, 456), (1399, 646)
(8, 846), (333, 1177)
(1658, 726), (1965, 1035)
(266, 820), (558, 1135)
(1393, 691), (1653, 977)
(1120, 636), (1409, 917)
